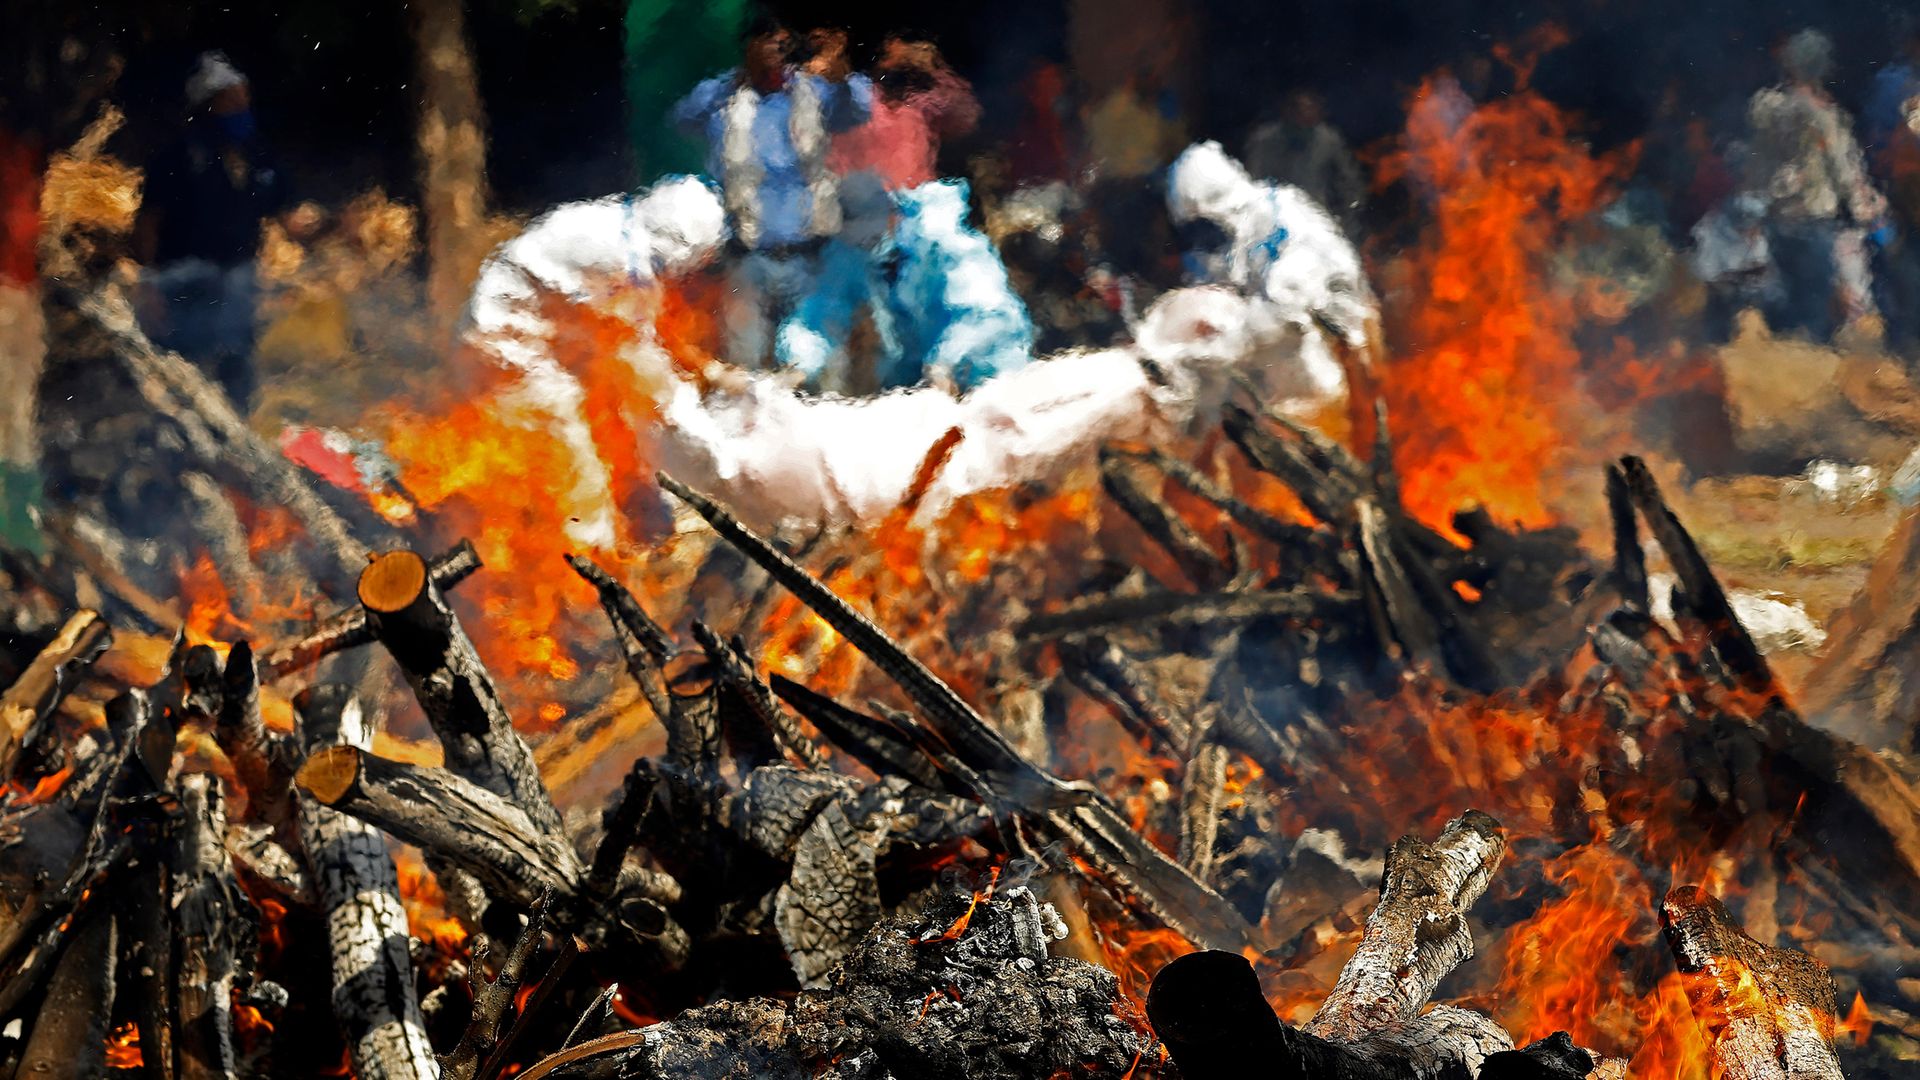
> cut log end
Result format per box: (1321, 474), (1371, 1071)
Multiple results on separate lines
(297, 745), (364, 806)
(359, 550), (430, 614)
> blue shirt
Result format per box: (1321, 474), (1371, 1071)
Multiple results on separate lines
(672, 69), (873, 248)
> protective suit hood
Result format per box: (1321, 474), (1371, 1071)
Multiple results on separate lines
(1167, 141), (1263, 228)
(641, 175), (730, 273)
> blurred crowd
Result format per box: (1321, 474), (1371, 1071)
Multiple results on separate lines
(113, 14), (1920, 422)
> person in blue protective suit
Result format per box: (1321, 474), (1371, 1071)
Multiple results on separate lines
(776, 176), (1035, 394)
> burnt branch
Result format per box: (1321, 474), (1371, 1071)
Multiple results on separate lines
(1605, 463), (1648, 612)
(259, 539), (481, 683)
(215, 640), (298, 829)
(1617, 456), (1773, 694)
(565, 553), (673, 721)
(439, 889), (555, 1080)
(172, 773), (259, 1080)
(1099, 446), (1234, 589)
(1015, 586), (1352, 643)
(15, 905), (116, 1079)
(659, 472), (1085, 813)
(0, 608), (111, 780)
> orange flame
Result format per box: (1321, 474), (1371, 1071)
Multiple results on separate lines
(1374, 32), (1636, 536)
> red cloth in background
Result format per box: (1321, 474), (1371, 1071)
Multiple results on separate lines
(829, 69), (981, 191)
(0, 127), (42, 288)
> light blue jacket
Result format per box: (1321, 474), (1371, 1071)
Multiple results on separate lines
(776, 179), (1034, 392)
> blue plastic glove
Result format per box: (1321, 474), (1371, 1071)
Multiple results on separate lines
(1869, 222), (1896, 250)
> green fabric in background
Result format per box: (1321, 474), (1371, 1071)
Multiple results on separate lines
(0, 462), (45, 557)
(624, 0), (754, 182)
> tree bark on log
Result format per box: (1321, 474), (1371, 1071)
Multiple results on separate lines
(1660, 885), (1845, 1080)
(293, 684), (440, 1080)
(260, 540), (480, 683)
(297, 744), (583, 911)
(0, 607), (109, 780)
(1308, 810), (1506, 1044)
(1151, 812), (1516, 1080)
(14, 904), (116, 1080)
(566, 554), (674, 722)
(358, 549), (561, 835)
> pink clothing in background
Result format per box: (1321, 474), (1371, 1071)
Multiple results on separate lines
(829, 69), (980, 190)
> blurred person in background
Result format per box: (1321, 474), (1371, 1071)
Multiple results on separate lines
(133, 51), (292, 413)
(1736, 28), (1888, 342)
(1865, 26), (1920, 355)
(829, 33), (980, 192)
(1243, 90), (1366, 236)
(673, 19), (873, 369)
(775, 173), (1034, 394)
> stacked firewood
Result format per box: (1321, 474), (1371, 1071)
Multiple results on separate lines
(2, 290), (1916, 1077)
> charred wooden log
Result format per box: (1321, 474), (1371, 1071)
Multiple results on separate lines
(1055, 636), (1190, 756)
(108, 693), (180, 1080)
(1149, 949), (1501, 1080)
(171, 773), (259, 1080)
(0, 608), (110, 780)
(1616, 456), (1773, 695)
(659, 472), (1086, 814)
(0, 692), (145, 1021)
(358, 548), (561, 835)
(1604, 464), (1649, 613)
(259, 539), (481, 683)
(297, 745), (582, 911)
(1099, 446), (1234, 590)
(215, 641), (298, 829)
(1660, 885), (1844, 1080)
(1478, 1033), (1610, 1080)
(1103, 445), (1334, 564)
(1016, 584), (1351, 643)
(292, 684), (440, 1080)
(523, 883), (1156, 1080)
(661, 471), (1258, 953)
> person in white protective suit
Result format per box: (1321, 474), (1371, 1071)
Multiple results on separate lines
(1162, 140), (1376, 416)
(458, 175), (730, 547)
(460, 155), (1379, 534)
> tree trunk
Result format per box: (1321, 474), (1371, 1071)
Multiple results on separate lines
(408, 0), (492, 339)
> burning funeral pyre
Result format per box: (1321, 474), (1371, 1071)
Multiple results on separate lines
(5, 260), (1920, 1078)
(9, 31), (1920, 1078)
